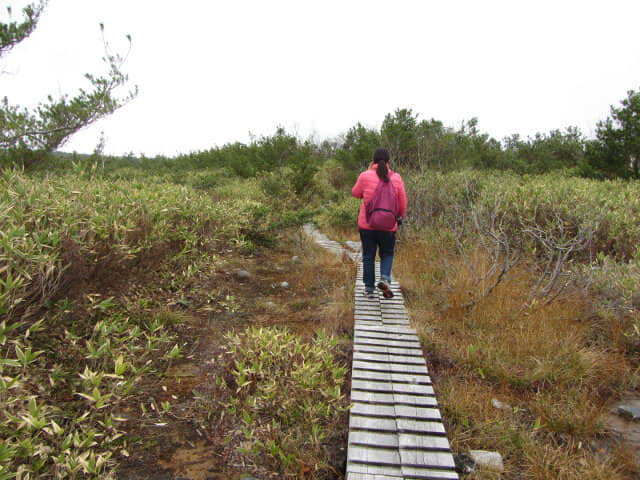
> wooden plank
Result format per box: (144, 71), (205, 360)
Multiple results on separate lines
(354, 344), (424, 356)
(352, 379), (394, 393)
(354, 337), (421, 349)
(400, 466), (459, 479)
(355, 330), (420, 342)
(354, 321), (382, 327)
(347, 445), (401, 466)
(355, 315), (383, 322)
(353, 351), (427, 365)
(399, 450), (456, 469)
(351, 370), (432, 384)
(350, 403), (398, 418)
(349, 415), (397, 432)
(393, 393), (438, 407)
(352, 379), (435, 396)
(394, 405), (442, 420)
(355, 325), (416, 335)
(346, 472), (403, 480)
(397, 433), (451, 451)
(381, 319), (411, 325)
(381, 314), (409, 320)
(354, 332), (416, 342)
(392, 383), (436, 396)
(396, 419), (447, 435)
(346, 463), (403, 477)
(349, 431), (398, 448)
(354, 304), (381, 310)
(351, 403), (442, 421)
(353, 360), (429, 375)
(351, 391), (438, 407)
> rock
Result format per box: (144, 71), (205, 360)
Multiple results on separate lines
(291, 255), (299, 263)
(469, 450), (504, 472)
(492, 398), (511, 411)
(264, 301), (277, 310)
(618, 405), (640, 421)
(234, 269), (251, 280)
(279, 281), (289, 289)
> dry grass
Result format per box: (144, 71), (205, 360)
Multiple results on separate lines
(394, 233), (639, 479)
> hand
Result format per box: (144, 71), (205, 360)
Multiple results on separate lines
(396, 216), (403, 226)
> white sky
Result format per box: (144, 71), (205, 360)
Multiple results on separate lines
(2, 0), (640, 156)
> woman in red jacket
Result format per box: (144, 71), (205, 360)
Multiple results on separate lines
(351, 148), (407, 298)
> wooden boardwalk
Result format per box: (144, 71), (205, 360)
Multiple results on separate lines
(302, 225), (458, 479)
(347, 264), (458, 479)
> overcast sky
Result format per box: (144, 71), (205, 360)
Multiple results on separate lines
(2, 0), (640, 156)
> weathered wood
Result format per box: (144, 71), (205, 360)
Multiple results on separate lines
(351, 390), (438, 407)
(349, 414), (398, 432)
(350, 403), (442, 421)
(399, 449), (456, 469)
(380, 319), (411, 325)
(396, 419), (447, 435)
(355, 330), (421, 342)
(351, 370), (432, 385)
(355, 325), (417, 335)
(400, 466), (459, 479)
(394, 405), (442, 420)
(353, 351), (427, 365)
(354, 344), (424, 356)
(346, 463), (403, 477)
(353, 360), (429, 375)
(349, 431), (399, 448)
(354, 337), (421, 349)
(345, 259), (457, 479)
(347, 445), (401, 465)
(398, 432), (451, 451)
(352, 379), (435, 396)
(346, 472), (403, 480)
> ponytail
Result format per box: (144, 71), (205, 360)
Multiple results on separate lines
(372, 148), (390, 182)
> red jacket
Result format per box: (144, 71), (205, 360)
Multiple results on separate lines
(351, 165), (407, 232)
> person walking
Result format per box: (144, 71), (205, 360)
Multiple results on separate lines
(351, 148), (407, 299)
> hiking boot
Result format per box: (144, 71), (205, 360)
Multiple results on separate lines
(363, 288), (376, 299)
(377, 281), (394, 299)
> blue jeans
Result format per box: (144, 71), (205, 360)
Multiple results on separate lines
(360, 229), (396, 291)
